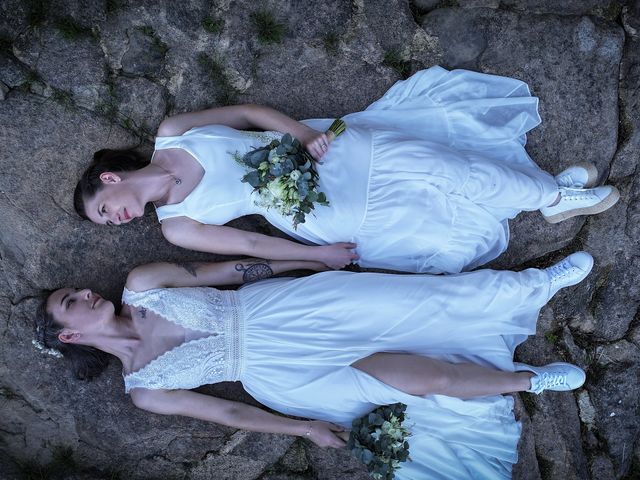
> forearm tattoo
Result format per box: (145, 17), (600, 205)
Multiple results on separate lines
(138, 307), (147, 319)
(173, 262), (198, 278)
(235, 259), (274, 282)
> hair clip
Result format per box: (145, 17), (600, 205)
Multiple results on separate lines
(31, 339), (63, 358)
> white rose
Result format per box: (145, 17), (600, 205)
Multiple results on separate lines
(268, 150), (281, 163)
(289, 170), (301, 181)
(267, 178), (286, 198)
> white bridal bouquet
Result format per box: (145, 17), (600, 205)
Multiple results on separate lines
(238, 119), (346, 228)
(347, 403), (412, 480)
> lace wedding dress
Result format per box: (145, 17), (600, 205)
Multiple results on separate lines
(154, 66), (559, 274)
(123, 267), (553, 479)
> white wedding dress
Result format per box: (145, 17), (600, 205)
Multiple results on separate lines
(154, 66), (559, 273)
(123, 267), (553, 479)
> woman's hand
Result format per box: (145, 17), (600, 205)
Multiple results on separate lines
(317, 243), (359, 269)
(306, 421), (348, 448)
(298, 126), (332, 162)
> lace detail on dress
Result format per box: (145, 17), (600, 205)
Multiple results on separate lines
(124, 336), (226, 392)
(122, 286), (230, 333)
(121, 287), (246, 393)
(238, 130), (282, 144)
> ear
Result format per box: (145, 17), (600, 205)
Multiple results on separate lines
(99, 172), (122, 184)
(58, 330), (81, 344)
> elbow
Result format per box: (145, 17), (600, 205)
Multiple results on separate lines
(224, 404), (245, 427)
(241, 104), (260, 125)
(244, 232), (260, 257)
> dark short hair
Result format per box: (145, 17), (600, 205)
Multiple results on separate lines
(74, 148), (150, 220)
(34, 295), (111, 380)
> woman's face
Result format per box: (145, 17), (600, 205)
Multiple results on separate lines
(47, 288), (115, 341)
(83, 174), (144, 226)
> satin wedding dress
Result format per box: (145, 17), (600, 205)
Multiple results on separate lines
(154, 66), (558, 273)
(123, 267), (553, 479)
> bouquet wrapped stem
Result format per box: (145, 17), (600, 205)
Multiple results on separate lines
(325, 118), (347, 142)
(302, 118), (348, 164)
(238, 119), (347, 228)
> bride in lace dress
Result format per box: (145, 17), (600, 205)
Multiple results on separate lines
(35, 253), (591, 478)
(73, 66), (619, 273)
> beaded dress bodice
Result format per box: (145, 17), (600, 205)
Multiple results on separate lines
(122, 286), (245, 393)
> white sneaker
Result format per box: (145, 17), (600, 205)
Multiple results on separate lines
(555, 163), (598, 188)
(515, 362), (586, 394)
(544, 251), (593, 298)
(540, 185), (620, 224)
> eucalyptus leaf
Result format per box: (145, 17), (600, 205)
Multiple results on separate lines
(361, 449), (374, 464)
(269, 163), (284, 176)
(242, 171), (262, 188)
(244, 148), (269, 167)
(281, 133), (293, 145)
(283, 159), (295, 173)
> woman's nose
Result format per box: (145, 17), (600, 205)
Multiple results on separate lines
(80, 289), (92, 299)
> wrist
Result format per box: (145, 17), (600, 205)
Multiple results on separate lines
(297, 420), (314, 438)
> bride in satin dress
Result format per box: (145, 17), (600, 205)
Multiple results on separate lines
(35, 253), (591, 479)
(73, 66), (619, 273)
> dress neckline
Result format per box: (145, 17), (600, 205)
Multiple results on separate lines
(152, 134), (208, 220)
(122, 336), (214, 380)
(121, 287), (215, 379)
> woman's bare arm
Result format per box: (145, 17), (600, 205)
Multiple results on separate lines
(161, 217), (359, 269)
(125, 256), (328, 292)
(130, 388), (346, 448)
(157, 104), (330, 159)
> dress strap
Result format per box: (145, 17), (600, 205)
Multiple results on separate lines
(154, 135), (183, 150)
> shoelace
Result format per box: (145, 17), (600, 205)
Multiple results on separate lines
(545, 260), (575, 284)
(556, 173), (577, 187)
(560, 188), (597, 202)
(537, 371), (569, 391)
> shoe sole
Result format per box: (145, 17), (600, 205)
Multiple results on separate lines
(543, 186), (620, 224)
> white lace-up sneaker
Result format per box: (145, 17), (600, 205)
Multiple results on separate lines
(540, 185), (620, 224)
(555, 163), (598, 188)
(515, 362), (586, 394)
(544, 251), (593, 298)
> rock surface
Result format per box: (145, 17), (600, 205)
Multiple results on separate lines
(1, 1), (639, 479)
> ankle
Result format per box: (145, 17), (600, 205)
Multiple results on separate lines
(518, 371), (535, 392)
(547, 192), (562, 207)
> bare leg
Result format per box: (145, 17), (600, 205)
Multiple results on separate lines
(352, 353), (532, 398)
